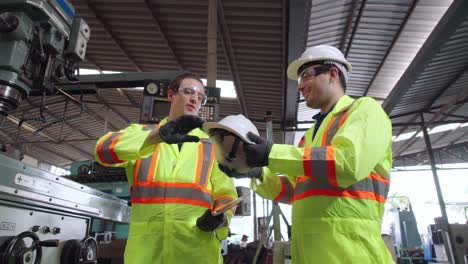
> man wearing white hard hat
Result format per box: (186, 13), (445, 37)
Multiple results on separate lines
(222, 45), (394, 263)
(95, 73), (237, 264)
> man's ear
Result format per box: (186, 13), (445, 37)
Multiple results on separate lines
(329, 67), (340, 82)
(167, 89), (174, 101)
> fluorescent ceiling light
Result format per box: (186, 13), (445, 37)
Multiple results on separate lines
(394, 131), (416, 142)
(429, 123), (461, 134)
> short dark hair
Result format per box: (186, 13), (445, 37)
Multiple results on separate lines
(168, 73), (204, 93)
(297, 61), (347, 92)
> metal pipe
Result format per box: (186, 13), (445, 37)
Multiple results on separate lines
(207, 0), (217, 87)
(420, 112), (459, 263)
(266, 111), (282, 242)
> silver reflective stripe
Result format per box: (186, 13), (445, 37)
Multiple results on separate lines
(132, 185), (213, 204)
(275, 177), (294, 204)
(324, 103), (353, 145)
(137, 155), (153, 182)
(100, 133), (123, 164)
(198, 139), (213, 186)
(325, 112), (347, 145)
(307, 147), (330, 182)
(295, 175), (389, 200)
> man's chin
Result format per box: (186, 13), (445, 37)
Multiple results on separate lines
(184, 111), (197, 116)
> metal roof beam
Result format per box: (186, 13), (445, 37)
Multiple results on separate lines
(143, 0), (184, 70)
(283, 0), (309, 137)
(217, 0), (248, 116)
(24, 98), (94, 139)
(344, 0), (367, 57)
(95, 92), (131, 124)
(383, 0), (468, 113)
(339, 0), (359, 53)
(2, 116), (93, 160)
(363, 0), (418, 96)
(84, 0), (143, 72)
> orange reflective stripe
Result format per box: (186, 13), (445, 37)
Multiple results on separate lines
(195, 143), (204, 184)
(294, 189), (386, 204)
(131, 197), (212, 209)
(134, 181), (212, 192)
(134, 159), (141, 183)
(369, 173), (390, 185)
(205, 144), (215, 188)
(303, 147), (314, 180)
(325, 147), (337, 187)
(273, 177), (294, 204)
(96, 133), (112, 163)
(146, 145), (160, 182)
(196, 140), (214, 187)
(322, 115), (339, 146)
(97, 133), (125, 164)
(338, 111), (349, 128)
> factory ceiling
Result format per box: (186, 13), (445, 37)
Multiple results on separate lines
(0, 0), (467, 168)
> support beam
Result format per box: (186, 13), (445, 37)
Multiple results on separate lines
(217, 0), (248, 116)
(339, 0), (359, 52)
(57, 89), (119, 131)
(84, 0), (143, 72)
(143, 0), (183, 70)
(207, 0), (217, 87)
(116, 89), (140, 108)
(25, 98), (94, 139)
(383, 0), (468, 113)
(283, 0), (309, 136)
(1, 120), (92, 161)
(420, 113), (458, 264)
(344, 0), (367, 57)
(363, 0), (418, 96)
(95, 92), (131, 124)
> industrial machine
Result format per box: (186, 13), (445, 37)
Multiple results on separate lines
(0, 153), (130, 264)
(0, 0), (89, 125)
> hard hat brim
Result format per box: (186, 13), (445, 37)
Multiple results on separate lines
(203, 122), (254, 144)
(287, 57), (352, 81)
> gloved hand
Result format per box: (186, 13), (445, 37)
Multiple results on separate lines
(244, 132), (273, 167)
(218, 164), (263, 179)
(158, 115), (205, 144)
(196, 209), (226, 232)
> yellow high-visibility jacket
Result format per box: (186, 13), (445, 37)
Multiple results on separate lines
(252, 95), (394, 263)
(95, 117), (237, 264)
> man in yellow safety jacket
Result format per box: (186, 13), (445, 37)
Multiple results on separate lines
(219, 45), (394, 263)
(95, 73), (237, 263)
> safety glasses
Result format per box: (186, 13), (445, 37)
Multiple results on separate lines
(297, 65), (331, 84)
(178, 86), (208, 105)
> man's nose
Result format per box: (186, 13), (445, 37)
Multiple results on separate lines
(296, 83), (304, 92)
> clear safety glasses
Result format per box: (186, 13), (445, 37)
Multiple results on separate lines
(178, 86), (208, 105)
(297, 65), (331, 84)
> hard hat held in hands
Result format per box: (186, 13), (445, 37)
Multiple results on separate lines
(203, 114), (260, 174)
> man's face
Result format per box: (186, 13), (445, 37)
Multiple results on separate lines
(296, 65), (332, 109)
(168, 78), (206, 116)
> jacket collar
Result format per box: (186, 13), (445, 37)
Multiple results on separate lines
(329, 95), (354, 116)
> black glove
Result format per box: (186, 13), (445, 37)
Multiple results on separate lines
(244, 132), (273, 167)
(158, 115), (204, 144)
(218, 164), (263, 179)
(196, 209), (226, 232)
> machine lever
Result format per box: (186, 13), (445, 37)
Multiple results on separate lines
(39, 239), (60, 247)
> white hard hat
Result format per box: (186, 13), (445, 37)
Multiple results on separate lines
(203, 114), (259, 144)
(287, 45), (352, 81)
(203, 114), (259, 173)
